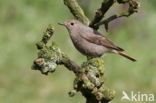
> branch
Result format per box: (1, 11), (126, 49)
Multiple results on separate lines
(94, 12), (134, 32)
(32, 25), (115, 103)
(89, 0), (116, 29)
(64, 0), (90, 25)
(93, 0), (140, 31)
(32, 24), (82, 75)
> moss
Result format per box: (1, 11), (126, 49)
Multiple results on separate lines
(81, 58), (105, 87)
(36, 41), (44, 49)
(82, 58), (105, 74)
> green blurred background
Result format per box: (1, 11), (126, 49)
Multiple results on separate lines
(0, 0), (155, 103)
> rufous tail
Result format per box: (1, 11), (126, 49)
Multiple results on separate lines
(118, 52), (136, 62)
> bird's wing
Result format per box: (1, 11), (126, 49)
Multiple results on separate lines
(81, 34), (124, 51)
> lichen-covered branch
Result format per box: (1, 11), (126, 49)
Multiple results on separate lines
(89, 0), (116, 29)
(32, 25), (82, 75)
(63, 0), (90, 25)
(32, 0), (140, 103)
(32, 25), (115, 103)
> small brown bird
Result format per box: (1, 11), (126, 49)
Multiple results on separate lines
(59, 19), (136, 62)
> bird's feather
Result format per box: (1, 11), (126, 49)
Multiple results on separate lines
(80, 33), (124, 51)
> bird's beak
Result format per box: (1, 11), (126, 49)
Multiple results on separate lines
(58, 22), (65, 26)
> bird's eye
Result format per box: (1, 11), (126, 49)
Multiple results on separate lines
(70, 22), (74, 26)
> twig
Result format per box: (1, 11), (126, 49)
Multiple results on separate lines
(93, 0), (140, 31)
(94, 12), (133, 32)
(63, 0), (90, 25)
(89, 0), (116, 29)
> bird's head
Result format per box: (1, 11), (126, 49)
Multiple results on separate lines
(58, 19), (81, 31)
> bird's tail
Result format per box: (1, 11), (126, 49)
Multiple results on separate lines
(117, 51), (136, 62)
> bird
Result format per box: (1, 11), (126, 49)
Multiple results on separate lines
(58, 19), (136, 62)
